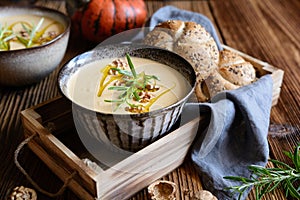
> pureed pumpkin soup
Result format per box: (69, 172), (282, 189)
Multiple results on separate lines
(0, 14), (65, 51)
(67, 54), (191, 114)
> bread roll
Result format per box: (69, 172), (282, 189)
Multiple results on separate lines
(144, 20), (219, 80)
(218, 49), (256, 86)
(196, 50), (256, 101)
(196, 69), (239, 102)
(145, 20), (257, 102)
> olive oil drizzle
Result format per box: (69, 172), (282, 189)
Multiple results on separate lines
(97, 65), (122, 97)
(143, 85), (175, 112)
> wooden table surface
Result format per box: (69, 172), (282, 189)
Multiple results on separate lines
(0, 0), (299, 199)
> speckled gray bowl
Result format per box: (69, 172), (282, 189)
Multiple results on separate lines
(58, 44), (196, 152)
(0, 6), (70, 86)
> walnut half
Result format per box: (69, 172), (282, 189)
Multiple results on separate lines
(9, 186), (37, 200)
(148, 180), (177, 200)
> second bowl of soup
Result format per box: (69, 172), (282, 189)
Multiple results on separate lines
(0, 6), (70, 86)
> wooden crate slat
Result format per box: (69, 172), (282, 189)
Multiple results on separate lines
(24, 129), (95, 200)
(96, 117), (200, 199)
(21, 108), (99, 197)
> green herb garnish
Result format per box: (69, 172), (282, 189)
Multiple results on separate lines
(16, 18), (44, 48)
(126, 53), (137, 78)
(0, 23), (15, 51)
(99, 54), (161, 113)
(224, 144), (300, 200)
(0, 17), (60, 51)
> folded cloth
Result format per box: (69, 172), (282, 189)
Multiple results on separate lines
(147, 5), (223, 50)
(148, 6), (273, 199)
(182, 75), (273, 199)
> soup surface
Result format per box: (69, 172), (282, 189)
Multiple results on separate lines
(67, 57), (191, 114)
(0, 14), (64, 51)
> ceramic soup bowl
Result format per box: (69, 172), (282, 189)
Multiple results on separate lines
(58, 44), (196, 152)
(0, 6), (70, 86)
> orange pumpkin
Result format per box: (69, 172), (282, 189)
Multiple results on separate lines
(71, 0), (148, 43)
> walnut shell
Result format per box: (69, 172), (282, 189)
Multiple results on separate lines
(192, 190), (218, 200)
(148, 180), (177, 200)
(9, 186), (37, 200)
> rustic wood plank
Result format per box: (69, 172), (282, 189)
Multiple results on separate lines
(0, 0), (299, 200)
(211, 1), (299, 199)
(210, 0), (300, 124)
(256, 0), (300, 49)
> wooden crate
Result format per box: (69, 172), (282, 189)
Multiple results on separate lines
(20, 46), (284, 200)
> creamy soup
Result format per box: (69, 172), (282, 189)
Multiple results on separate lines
(67, 57), (191, 114)
(0, 14), (64, 51)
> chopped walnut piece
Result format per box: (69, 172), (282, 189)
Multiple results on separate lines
(113, 59), (128, 69)
(114, 79), (126, 86)
(146, 84), (160, 92)
(19, 30), (29, 39)
(125, 105), (146, 113)
(108, 68), (118, 75)
(134, 91), (155, 103)
(108, 59), (129, 75)
(47, 31), (57, 39)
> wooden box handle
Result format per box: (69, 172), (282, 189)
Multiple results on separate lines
(14, 133), (77, 198)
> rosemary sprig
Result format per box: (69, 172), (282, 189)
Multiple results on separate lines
(104, 54), (159, 111)
(224, 144), (300, 200)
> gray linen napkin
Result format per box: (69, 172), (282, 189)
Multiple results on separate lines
(183, 75), (272, 199)
(149, 6), (273, 199)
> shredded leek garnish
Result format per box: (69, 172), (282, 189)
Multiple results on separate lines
(97, 54), (172, 113)
(0, 17), (60, 51)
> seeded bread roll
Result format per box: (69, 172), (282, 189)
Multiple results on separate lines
(144, 29), (174, 51)
(196, 50), (257, 102)
(175, 44), (217, 81)
(218, 49), (256, 86)
(196, 69), (239, 102)
(145, 20), (257, 102)
(144, 20), (219, 81)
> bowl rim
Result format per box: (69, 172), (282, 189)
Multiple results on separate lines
(0, 5), (71, 53)
(58, 44), (197, 117)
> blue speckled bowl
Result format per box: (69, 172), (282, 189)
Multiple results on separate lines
(58, 44), (196, 152)
(0, 6), (70, 86)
